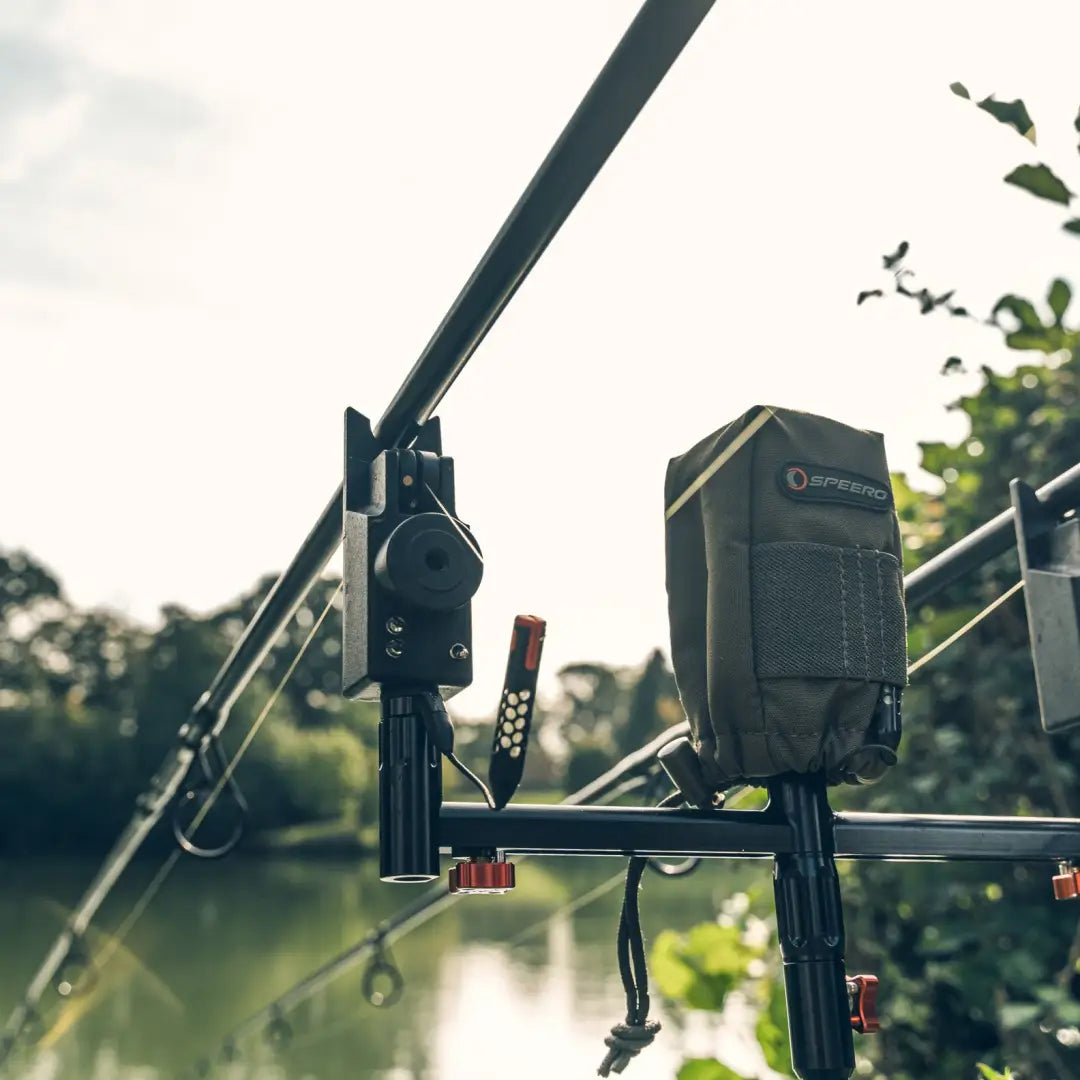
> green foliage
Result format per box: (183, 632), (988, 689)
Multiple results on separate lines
(950, 82), (1036, 143)
(1004, 163), (1073, 206)
(652, 922), (763, 1010)
(555, 651), (681, 791)
(1048, 279), (1071, 323)
(977, 1065), (1015, 1080)
(755, 973), (793, 1076)
(0, 556), (379, 852)
(563, 739), (615, 793)
(838, 77), (1080, 1080)
(676, 1059), (749, 1080)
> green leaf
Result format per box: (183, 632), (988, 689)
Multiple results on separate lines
(756, 975), (793, 1076)
(651, 923), (761, 1011)
(1048, 278), (1071, 323)
(677, 1059), (748, 1080)
(976, 1065), (1013, 1080)
(991, 295), (1042, 332)
(883, 241), (909, 269)
(857, 289), (883, 305)
(1004, 329), (1055, 351)
(977, 95), (1036, 143)
(1004, 163), (1073, 205)
(1064, 218), (1080, 235)
(950, 82), (971, 99)
(999, 1001), (1042, 1029)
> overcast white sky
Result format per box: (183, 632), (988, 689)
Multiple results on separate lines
(2, 0), (1080, 716)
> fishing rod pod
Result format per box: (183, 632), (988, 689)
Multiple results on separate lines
(342, 407), (482, 882)
(665, 404), (907, 789)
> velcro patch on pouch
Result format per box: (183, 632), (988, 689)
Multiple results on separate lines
(751, 542), (907, 683)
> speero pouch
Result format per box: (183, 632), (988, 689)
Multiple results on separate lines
(664, 405), (907, 788)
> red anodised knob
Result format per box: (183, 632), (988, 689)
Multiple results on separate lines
(848, 974), (880, 1034)
(448, 860), (515, 894)
(1053, 863), (1080, 901)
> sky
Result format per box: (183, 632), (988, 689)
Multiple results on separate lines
(2, 0), (1080, 717)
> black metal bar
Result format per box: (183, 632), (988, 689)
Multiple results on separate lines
(439, 803), (1080, 862)
(770, 775), (853, 1080)
(441, 802), (792, 857)
(905, 461), (1080, 609)
(833, 811), (1080, 861)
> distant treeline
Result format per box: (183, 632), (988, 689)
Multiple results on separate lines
(0, 551), (674, 855)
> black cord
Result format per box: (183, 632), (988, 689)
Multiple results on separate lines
(446, 751), (497, 810)
(598, 790), (684, 1076)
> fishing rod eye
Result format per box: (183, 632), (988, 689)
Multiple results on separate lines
(264, 1010), (293, 1048)
(172, 737), (247, 859)
(172, 784), (245, 860)
(53, 936), (97, 999)
(361, 947), (405, 1008)
(218, 1039), (240, 1064)
(646, 856), (701, 878)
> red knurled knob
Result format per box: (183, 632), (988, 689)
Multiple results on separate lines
(448, 860), (515, 895)
(1053, 866), (1080, 901)
(848, 974), (880, 1034)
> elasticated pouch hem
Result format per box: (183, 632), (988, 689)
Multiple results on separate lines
(664, 405), (907, 788)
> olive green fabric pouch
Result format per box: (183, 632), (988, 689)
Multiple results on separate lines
(664, 405), (907, 789)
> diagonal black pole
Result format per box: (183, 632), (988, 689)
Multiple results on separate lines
(0, 0), (716, 1063)
(905, 460), (1080, 608)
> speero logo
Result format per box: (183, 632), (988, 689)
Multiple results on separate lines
(778, 461), (892, 511)
(784, 466), (808, 491)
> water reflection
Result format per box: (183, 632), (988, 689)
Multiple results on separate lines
(0, 855), (774, 1079)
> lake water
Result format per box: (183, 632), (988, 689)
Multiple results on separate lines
(0, 854), (778, 1080)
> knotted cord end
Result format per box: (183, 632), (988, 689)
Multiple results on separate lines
(596, 1019), (661, 1076)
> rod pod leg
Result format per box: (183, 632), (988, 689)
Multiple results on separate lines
(379, 687), (443, 882)
(770, 773), (854, 1080)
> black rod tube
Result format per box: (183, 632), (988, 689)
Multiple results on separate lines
(0, 4), (717, 1059)
(905, 461), (1080, 609)
(770, 775), (853, 1080)
(379, 689), (443, 882)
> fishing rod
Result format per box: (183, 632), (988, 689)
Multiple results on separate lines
(0, 0), (715, 1065)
